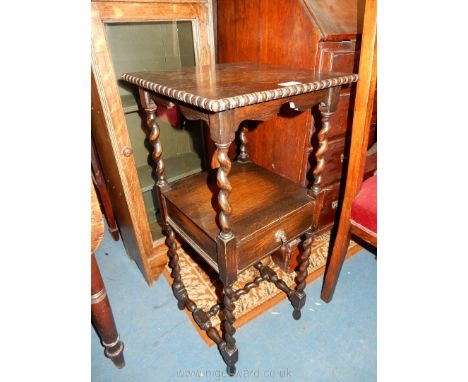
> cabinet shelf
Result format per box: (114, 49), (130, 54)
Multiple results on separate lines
(137, 151), (204, 243)
(149, 221), (165, 242)
(92, 1), (215, 284)
(121, 94), (139, 114)
(164, 162), (314, 272)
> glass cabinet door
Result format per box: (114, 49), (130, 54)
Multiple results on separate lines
(105, 21), (206, 242)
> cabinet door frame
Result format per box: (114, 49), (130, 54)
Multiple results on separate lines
(91, 0), (215, 285)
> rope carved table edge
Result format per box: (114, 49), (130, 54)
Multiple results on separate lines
(169, 229), (316, 342)
(122, 73), (358, 112)
(124, 64), (358, 376)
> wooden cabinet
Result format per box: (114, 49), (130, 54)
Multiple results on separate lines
(217, 0), (377, 271)
(91, 0), (215, 285)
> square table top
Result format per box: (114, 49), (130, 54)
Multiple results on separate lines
(122, 62), (358, 112)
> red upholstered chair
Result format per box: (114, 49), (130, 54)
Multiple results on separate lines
(91, 183), (125, 368)
(320, 0), (377, 303)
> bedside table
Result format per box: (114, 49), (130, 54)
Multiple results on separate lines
(123, 62), (357, 375)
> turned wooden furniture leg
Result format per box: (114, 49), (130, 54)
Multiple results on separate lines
(304, 92), (339, 304)
(215, 141), (239, 375)
(91, 253), (125, 368)
(123, 63), (356, 375)
(215, 143), (233, 239)
(309, 99), (335, 199)
(166, 222), (214, 326)
(91, 138), (120, 241)
(321, 227), (352, 302)
(220, 283), (238, 376)
(290, 229), (314, 319)
(165, 226), (191, 310)
(141, 91), (199, 314)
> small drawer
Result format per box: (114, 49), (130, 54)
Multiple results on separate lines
(331, 50), (359, 73)
(317, 183), (341, 228)
(237, 203), (314, 272)
(311, 137), (346, 188)
(368, 123), (377, 148)
(364, 141), (377, 177)
(320, 93), (376, 141)
(328, 93), (352, 139)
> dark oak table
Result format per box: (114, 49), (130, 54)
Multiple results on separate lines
(123, 63), (357, 375)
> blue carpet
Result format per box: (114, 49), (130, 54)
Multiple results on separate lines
(92, 228), (376, 382)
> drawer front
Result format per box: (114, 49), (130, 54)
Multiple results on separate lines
(314, 137), (346, 188)
(317, 183), (341, 228)
(371, 90), (377, 125)
(331, 50), (359, 73)
(237, 203), (314, 272)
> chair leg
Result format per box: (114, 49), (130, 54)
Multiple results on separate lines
(321, 227), (352, 303)
(291, 229), (314, 320)
(219, 283), (238, 376)
(91, 253), (125, 368)
(166, 226), (191, 310)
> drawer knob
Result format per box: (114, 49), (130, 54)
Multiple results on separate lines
(275, 229), (291, 262)
(122, 146), (133, 157)
(275, 229), (287, 244)
(332, 200), (338, 209)
(340, 154), (345, 163)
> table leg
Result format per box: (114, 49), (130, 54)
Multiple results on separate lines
(321, 227), (352, 303)
(91, 253), (125, 368)
(309, 89), (339, 228)
(215, 143), (233, 240)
